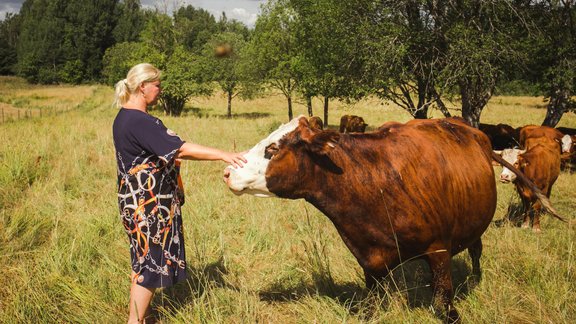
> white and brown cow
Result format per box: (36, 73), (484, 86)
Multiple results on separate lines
(497, 140), (562, 232)
(224, 116), (561, 323)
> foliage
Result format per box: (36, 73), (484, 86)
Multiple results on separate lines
(112, 0), (144, 43)
(174, 5), (218, 53)
(16, 0), (118, 84)
(246, 0), (301, 120)
(160, 45), (213, 116)
(0, 13), (21, 75)
(101, 41), (165, 86)
(200, 32), (252, 118)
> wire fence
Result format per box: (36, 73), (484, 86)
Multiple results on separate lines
(0, 106), (74, 124)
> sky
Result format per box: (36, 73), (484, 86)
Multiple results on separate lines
(0, 0), (268, 28)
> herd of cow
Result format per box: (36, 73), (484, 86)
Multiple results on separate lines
(223, 114), (573, 323)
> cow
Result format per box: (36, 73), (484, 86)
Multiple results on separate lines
(496, 141), (561, 232)
(519, 125), (565, 152)
(478, 123), (520, 150)
(308, 116), (324, 130)
(224, 116), (562, 322)
(339, 115), (367, 133)
(556, 126), (576, 136)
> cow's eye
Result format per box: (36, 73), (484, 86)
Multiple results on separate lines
(264, 143), (279, 159)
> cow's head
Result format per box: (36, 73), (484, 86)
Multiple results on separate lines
(561, 134), (573, 153)
(223, 115), (339, 198)
(495, 148), (526, 183)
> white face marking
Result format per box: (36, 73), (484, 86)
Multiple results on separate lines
(499, 148), (524, 182)
(561, 134), (572, 153)
(224, 116), (303, 197)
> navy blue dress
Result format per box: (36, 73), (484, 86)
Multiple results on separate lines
(113, 108), (187, 288)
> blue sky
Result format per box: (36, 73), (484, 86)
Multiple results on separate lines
(1, 0), (268, 27)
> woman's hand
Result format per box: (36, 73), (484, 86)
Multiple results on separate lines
(222, 151), (248, 169)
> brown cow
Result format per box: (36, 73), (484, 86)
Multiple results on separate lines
(308, 116), (324, 130)
(478, 123), (519, 150)
(224, 116), (561, 322)
(339, 115), (367, 133)
(497, 141), (561, 232)
(519, 125), (564, 151)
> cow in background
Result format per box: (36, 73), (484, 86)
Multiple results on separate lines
(497, 139), (562, 232)
(339, 115), (367, 133)
(224, 116), (562, 322)
(478, 123), (519, 150)
(308, 116), (324, 130)
(519, 125), (565, 152)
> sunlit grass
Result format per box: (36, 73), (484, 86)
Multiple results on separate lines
(0, 76), (575, 323)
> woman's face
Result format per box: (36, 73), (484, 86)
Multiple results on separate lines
(141, 80), (161, 105)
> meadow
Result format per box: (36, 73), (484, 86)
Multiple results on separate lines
(0, 76), (575, 323)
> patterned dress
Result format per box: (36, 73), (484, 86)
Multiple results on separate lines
(113, 108), (187, 288)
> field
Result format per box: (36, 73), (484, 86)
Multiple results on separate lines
(0, 76), (575, 323)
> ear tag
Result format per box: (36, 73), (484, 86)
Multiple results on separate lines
(327, 143), (335, 148)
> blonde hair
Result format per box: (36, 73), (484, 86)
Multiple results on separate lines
(113, 63), (161, 108)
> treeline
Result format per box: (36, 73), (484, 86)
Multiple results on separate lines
(0, 0), (575, 126)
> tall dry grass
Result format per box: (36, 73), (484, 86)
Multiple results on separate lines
(0, 76), (575, 323)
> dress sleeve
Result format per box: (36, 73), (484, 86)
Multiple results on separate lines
(132, 116), (185, 162)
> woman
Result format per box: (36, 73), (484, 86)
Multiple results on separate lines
(112, 63), (246, 323)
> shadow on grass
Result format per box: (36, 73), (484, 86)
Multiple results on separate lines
(259, 257), (477, 318)
(213, 112), (272, 119)
(494, 201), (526, 228)
(151, 256), (238, 317)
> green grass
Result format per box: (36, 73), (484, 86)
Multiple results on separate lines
(0, 76), (575, 323)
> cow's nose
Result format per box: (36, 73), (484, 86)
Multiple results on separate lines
(223, 168), (231, 184)
(499, 174), (510, 183)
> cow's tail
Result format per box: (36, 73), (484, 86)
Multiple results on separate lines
(491, 151), (567, 223)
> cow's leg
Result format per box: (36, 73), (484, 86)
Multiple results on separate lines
(426, 249), (460, 323)
(532, 202), (542, 233)
(520, 198), (532, 229)
(467, 238), (482, 285)
(363, 268), (388, 290)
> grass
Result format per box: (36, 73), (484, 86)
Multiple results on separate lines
(0, 76), (575, 323)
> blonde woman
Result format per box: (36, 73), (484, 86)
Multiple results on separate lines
(112, 63), (246, 323)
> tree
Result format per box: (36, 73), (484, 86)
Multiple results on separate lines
(0, 13), (20, 75)
(112, 0), (144, 43)
(160, 45), (213, 116)
(527, 1), (576, 126)
(201, 32), (250, 118)
(246, 0), (300, 121)
(16, 0), (118, 83)
(174, 5), (218, 53)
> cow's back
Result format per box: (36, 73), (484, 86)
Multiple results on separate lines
(323, 117), (496, 258)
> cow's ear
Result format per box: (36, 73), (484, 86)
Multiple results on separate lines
(306, 131), (340, 155)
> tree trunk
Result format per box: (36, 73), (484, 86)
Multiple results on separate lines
(161, 96), (186, 116)
(227, 90), (232, 118)
(323, 96), (329, 127)
(459, 78), (494, 128)
(431, 87), (452, 118)
(306, 95), (313, 117)
(287, 95), (293, 121)
(542, 89), (569, 127)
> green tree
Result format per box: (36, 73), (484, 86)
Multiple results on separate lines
(0, 13), (20, 75)
(246, 0), (300, 121)
(201, 32), (250, 118)
(16, 0), (118, 83)
(526, 1), (576, 126)
(112, 0), (144, 43)
(16, 0), (66, 83)
(160, 45), (213, 116)
(291, 0), (369, 125)
(174, 5), (218, 52)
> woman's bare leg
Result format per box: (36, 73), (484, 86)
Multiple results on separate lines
(128, 272), (156, 324)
